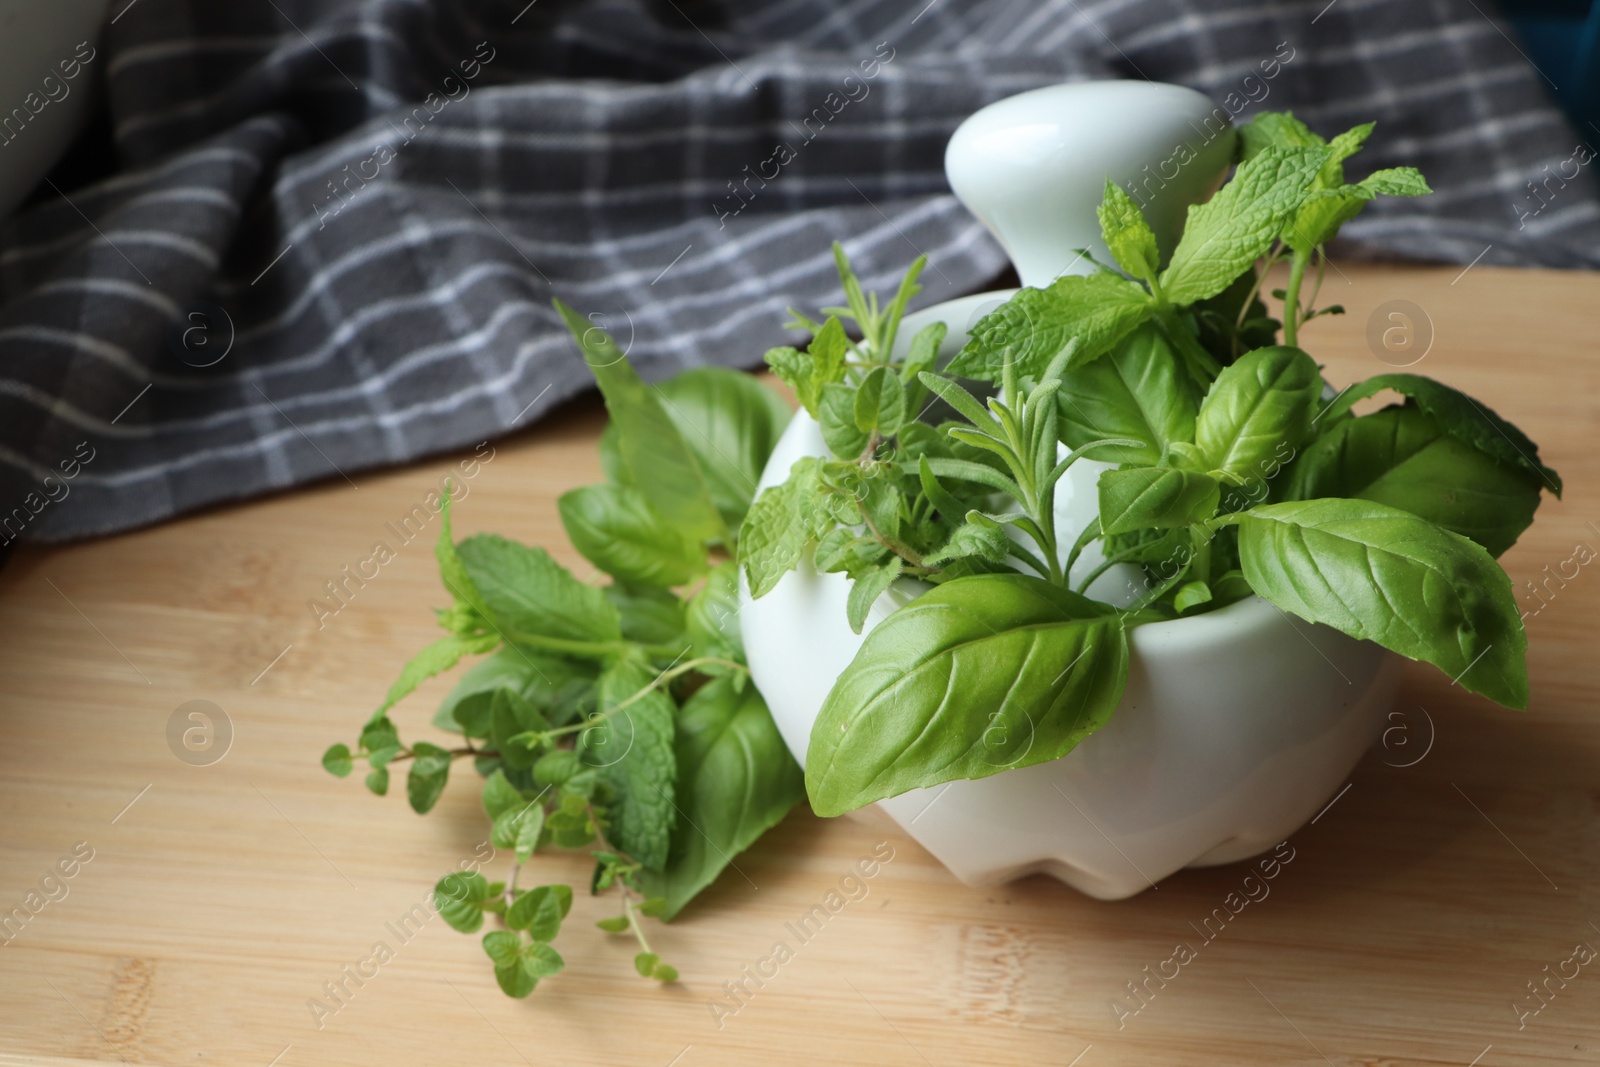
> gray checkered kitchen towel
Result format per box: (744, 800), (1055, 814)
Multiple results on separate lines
(2, 0), (1596, 542)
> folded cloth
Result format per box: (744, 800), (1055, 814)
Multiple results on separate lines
(1, 0), (1595, 542)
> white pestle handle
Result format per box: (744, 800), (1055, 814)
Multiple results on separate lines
(944, 81), (1238, 289)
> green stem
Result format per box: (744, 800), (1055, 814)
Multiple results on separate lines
(505, 632), (681, 661)
(537, 657), (746, 741)
(1282, 245), (1312, 347)
(624, 896), (653, 956)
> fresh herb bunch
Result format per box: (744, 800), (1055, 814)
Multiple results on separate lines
(745, 110), (1560, 818)
(323, 304), (804, 996)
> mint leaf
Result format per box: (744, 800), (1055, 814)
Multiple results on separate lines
(947, 272), (1152, 379)
(854, 367), (906, 437)
(558, 483), (707, 588)
(819, 382), (868, 458)
(321, 743), (354, 777)
(846, 557), (903, 634)
(431, 648), (592, 737)
(407, 740), (453, 813)
(1237, 112), (1323, 158)
(375, 632), (498, 717)
(557, 300), (724, 544)
(481, 769), (524, 821)
(436, 871), (492, 934)
(506, 884), (572, 940)
(765, 316), (848, 417)
(635, 678), (803, 919)
(685, 561), (744, 667)
(739, 456), (830, 599)
(1098, 179), (1160, 282)
(456, 534), (621, 644)
(1359, 167), (1430, 198)
(583, 653), (677, 871)
(482, 930), (563, 997)
(1160, 145), (1330, 304)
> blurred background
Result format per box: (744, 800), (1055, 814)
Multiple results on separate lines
(0, 0), (1595, 550)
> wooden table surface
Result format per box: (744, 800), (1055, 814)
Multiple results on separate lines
(1, 263), (1597, 1067)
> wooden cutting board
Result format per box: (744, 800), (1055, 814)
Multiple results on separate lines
(1, 263), (1597, 1067)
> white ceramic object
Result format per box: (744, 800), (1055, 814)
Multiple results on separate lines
(0, 0), (110, 221)
(739, 81), (1403, 899)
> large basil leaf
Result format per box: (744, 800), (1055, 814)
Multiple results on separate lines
(1194, 345), (1322, 483)
(637, 677), (803, 919)
(806, 573), (1130, 816)
(1321, 373), (1561, 496)
(1284, 406), (1540, 556)
(1098, 467), (1220, 535)
(456, 534), (622, 644)
(1057, 323), (1200, 465)
(558, 483), (707, 587)
(946, 272), (1153, 380)
(604, 581), (690, 649)
(1159, 146), (1329, 304)
(558, 301), (724, 544)
(1233, 499), (1527, 709)
(646, 367), (793, 530)
(581, 653), (677, 870)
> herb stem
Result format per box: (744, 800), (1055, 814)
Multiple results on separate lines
(535, 657), (746, 741)
(1282, 245), (1312, 347)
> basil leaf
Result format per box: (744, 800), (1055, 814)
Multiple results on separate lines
(806, 573), (1129, 816)
(1160, 146), (1330, 304)
(456, 534), (621, 644)
(432, 648), (596, 735)
(559, 483), (707, 587)
(1285, 405), (1541, 556)
(946, 272), (1153, 380)
(1233, 499), (1527, 709)
(557, 300), (724, 543)
(854, 366), (906, 437)
(1194, 345), (1322, 482)
(685, 561), (744, 666)
(1098, 467), (1221, 536)
(604, 581), (689, 648)
(1098, 179), (1159, 282)
(739, 456), (832, 598)
(819, 382), (868, 458)
(636, 677), (803, 919)
(582, 653), (677, 870)
(1321, 373), (1561, 496)
(648, 367), (793, 530)
(1056, 323), (1199, 465)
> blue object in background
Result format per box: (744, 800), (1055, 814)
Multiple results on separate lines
(1499, 0), (1600, 137)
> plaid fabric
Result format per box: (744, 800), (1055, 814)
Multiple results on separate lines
(2, 0), (1595, 542)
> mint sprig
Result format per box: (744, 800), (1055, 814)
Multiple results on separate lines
(324, 312), (805, 995)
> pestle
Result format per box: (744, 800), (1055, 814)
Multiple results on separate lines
(944, 81), (1237, 288)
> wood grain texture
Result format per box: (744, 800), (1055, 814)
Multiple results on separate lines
(1, 264), (1597, 1066)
